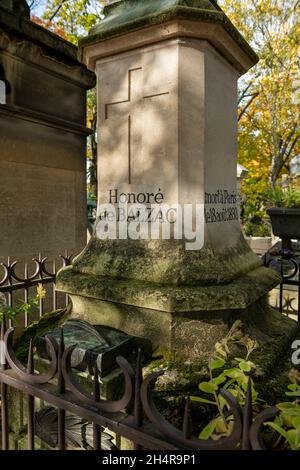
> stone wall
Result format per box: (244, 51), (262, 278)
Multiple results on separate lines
(0, 3), (96, 264)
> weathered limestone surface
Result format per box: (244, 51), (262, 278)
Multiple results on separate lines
(68, 296), (297, 376)
(57, 0), (298, 364)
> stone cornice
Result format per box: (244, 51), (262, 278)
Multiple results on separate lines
(0, 4), (95, 89)
(80, 2), (258, 75)
(81, 20), (258, 75)
(0, 5), (77, 61)
(0, 40), (95, 90)
(0, 103), (92, 136)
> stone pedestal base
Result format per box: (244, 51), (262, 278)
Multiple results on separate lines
(57, 264), (299, 373)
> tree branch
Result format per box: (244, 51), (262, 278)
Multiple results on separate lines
(49, 0), (68, 23)
(238, 82), (253, 106)
(282, 134), (299, 167)
(279, 126), (297, 161)
(238, 92), (259, 121)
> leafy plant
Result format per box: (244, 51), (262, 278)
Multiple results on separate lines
(244, 220), (271, 237)
(265, 369), (300, 450)
(283, 188), (300, 209)
(192, 321), (261, 440)
(266, 185), (300, 208)
(0, 284), (46, 323)
(192, 324), (300, 450)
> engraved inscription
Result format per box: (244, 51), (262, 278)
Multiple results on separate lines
(204, 190), (239, 223)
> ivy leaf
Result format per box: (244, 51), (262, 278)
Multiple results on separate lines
(238, 360), (252, 372)
(286, 391), (300, 397)
(265, 421), (289, 443)
(191, 396), (217, 406)
(277, 402), (297, 410)
(199, 382), (218, 394)
(286, 429), (300, 450)
(212, 374), (227, 386)
(288, 384), (298, 391)
(209, 358), (225, 370)
(218, 394), (229, 413)
(223, 368), (244, 379)
(215, 415), (229, 434)
(291, 416), (300, 428)
(199, 419), (218, 440)
(214, 342), (227, 358)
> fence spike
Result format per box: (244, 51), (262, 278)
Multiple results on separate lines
(59, 327), (65, 354)
(93, 365), (100, 402)
(1, 312), (6, 339)
(134, 348), (143, 428)
(92, 365), (102, 450)
(1, 312), (9, 450)
(58, 327), (65, 394)
(1, 313), (7, 370)
(183, 395), (192, 440)
(57, 327), (66, 450)
(242, 379), (253, 450)
(27, 339), (34, 375)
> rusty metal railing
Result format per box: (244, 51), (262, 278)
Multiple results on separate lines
(263, 250), (300, 322)
(0, 320), (279, 451)
(0, 253), (73, 327)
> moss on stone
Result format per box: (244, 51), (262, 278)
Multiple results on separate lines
(255, 328), (300, 404)
(69, 236), (263, 287)
(79, 0), (258, 66)
(142, 321), (299, 431)
(57, 262), (280, 313)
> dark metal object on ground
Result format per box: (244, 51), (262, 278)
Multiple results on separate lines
(267, 208), (300, 252)
(36, 319), (136, 375)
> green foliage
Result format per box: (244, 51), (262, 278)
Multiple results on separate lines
(192, 322), (300, 449)
(266, 186), (286, 207)
(0, 284), (46, 323)
(220, 0), (300, 208)
(192, 321), (261, 441)
(42, 0), (106, 44)
(244, 220), (271, 237)
(35, 1), (299, 207)
(266, 185), (300, 208)
(87, 87), (97, 198)
(265, 370), (300, 450)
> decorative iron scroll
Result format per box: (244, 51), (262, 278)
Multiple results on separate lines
(0, 253), (73, 291)
(0, 321), (281, 451)
(264, 250), (300, 321)
(0, 253), (73, 326)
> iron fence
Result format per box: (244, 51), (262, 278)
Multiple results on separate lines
(0, 253), (73, 327)
(263, 251), (300, 322)
(0, 319), (281, 451)
(0, 252), (294, 451)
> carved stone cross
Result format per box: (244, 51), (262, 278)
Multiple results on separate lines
(105, 67), (169, 185)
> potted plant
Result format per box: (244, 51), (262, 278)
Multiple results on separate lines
(266, 182), (300, 250)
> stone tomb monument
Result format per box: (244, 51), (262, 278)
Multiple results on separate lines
(0, 1), (95, 263)
(58, 0), (298, 366)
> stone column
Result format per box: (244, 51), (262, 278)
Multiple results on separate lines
(57, 0), (298, 367)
